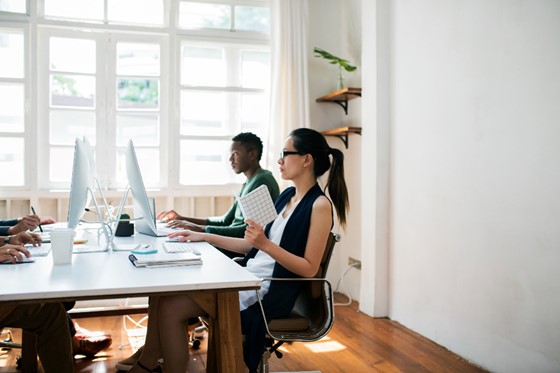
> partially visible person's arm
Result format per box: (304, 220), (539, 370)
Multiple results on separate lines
(6, 215), (41, 235)
(0, 219), (19, 235)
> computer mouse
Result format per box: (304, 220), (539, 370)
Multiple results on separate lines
(131, 244), (158, 255)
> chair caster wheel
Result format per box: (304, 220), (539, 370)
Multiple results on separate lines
(190, 339), (201, 350)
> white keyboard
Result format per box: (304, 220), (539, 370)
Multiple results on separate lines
(163, 242), (201, 255)
(26, 244), (52, 257)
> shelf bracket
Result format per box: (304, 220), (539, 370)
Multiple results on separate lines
(331, 92), (361, 115)
(335, 100), (349, 115)
(316, 88), (362, 115)
(338, 133), (350, 148)
(321, 127), (362, 149)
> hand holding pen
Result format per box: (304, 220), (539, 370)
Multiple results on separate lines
(31, 206), (43, 233)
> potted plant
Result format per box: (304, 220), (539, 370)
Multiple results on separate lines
(313, 47), (357, 90)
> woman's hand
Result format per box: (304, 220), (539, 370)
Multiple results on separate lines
(244, 219), (269, 250)
(1, 244), (31, 264)
(167, 230), (205, 242)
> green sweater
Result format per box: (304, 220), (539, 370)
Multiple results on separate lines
(205, 169), (280, 237)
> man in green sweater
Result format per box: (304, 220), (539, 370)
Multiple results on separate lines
(157, 132), (279, 238)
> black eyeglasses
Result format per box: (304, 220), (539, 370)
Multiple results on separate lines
(279, 150), (305, 160)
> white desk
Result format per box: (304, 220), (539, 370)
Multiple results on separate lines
(1, 231), (260, 373)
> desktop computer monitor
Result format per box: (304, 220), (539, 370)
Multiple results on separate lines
(125, 139), (161, 236)
(67, 138), (92, 229)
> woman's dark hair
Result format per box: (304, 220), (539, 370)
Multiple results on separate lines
(289, 128), (349, 227)
(232, 132), (263, 161)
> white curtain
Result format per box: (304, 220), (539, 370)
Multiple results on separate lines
(265, 0), (310, 179)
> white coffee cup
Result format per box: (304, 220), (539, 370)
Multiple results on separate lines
(50, 228), (75, 265)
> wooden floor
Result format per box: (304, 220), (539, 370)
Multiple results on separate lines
(0, 294), (487, 373)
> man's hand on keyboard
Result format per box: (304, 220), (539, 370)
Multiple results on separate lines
(165, 220), (206, 232)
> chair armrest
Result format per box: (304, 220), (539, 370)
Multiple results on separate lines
(255, 277), (334, 342)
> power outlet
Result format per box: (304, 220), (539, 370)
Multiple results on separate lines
(348, 257), (362, 270)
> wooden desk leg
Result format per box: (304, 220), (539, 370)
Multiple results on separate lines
(206, 291), (244, 373)
(21, 331), (38, 372)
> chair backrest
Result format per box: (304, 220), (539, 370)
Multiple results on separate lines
(312, 232), (338, 295)
(268, 232), (339, 341)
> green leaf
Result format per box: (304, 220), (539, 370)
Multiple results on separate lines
(313, 47), (357, 72)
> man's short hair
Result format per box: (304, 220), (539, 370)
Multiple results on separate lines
(232, 132), (263, 161)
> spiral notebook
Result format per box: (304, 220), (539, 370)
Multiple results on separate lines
(236, 184), (278, 227)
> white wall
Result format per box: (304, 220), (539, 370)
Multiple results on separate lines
(386, 1), (560, 372)
(309, 1), (560, 371)
(308, 0), (363, 302)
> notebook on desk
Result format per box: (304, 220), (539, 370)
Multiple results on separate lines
(128, 252), (202, 268)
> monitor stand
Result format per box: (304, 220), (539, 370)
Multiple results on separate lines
(78, 177), (117, 252)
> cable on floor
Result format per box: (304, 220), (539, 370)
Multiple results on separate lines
(334, 262), (361, 306)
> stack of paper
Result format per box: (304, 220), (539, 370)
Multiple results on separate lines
(128, 252), (202, 268)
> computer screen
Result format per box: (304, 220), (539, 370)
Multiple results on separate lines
(125, 139), (159, 236)
(67, 138), (91, 229)
(82, 137), (96, 189)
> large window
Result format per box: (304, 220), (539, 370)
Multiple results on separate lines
(0, 0), (270, 192)
(38, 31), (167, 190)
(177, 0), (270, 186)
(0, 27), (25, 187)
(44, 0), (164, 26)
(178, 42), (270, 185)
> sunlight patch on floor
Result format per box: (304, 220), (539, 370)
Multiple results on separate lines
(0, 353), (8, 368)
(302, 336), (347, 353)
(276, 336), (347, 355)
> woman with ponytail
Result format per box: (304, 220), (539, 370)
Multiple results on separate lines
(125, 128), (349, 373)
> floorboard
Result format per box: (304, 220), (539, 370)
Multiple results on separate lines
(0, 294), (488, 373)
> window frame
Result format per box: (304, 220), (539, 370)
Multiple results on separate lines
(37, 27), (170, 190)
(173, 37), (270, 187)
(0, 22), (32, 190)
(0, 0), (270, 197)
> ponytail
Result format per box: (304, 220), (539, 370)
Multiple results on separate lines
(325, 147), (349, 227)
(289, 128), (349, 228)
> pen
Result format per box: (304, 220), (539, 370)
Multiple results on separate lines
(31, 206), (43, 233)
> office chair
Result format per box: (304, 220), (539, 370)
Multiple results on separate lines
(255, 232), (340, 373)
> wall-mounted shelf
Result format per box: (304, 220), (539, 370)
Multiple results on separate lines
(321, 126), (362, 149)
(316, 87), (362, 115)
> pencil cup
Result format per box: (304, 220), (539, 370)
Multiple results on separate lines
(50, 228), (75, 265)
